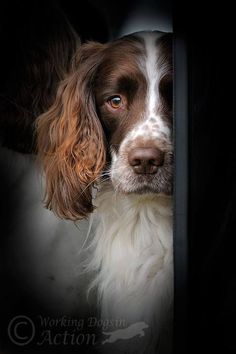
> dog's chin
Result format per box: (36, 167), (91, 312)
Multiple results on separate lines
(111, 174), (173, 196)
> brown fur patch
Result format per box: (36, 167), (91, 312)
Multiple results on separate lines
(95, 36), (148, 151)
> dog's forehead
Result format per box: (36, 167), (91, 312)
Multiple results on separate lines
(104, 31), (172, 73)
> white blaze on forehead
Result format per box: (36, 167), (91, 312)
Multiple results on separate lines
(136, 32), (171, 137)
(145, 34), (161, 115)
(138, 32), (162, 115)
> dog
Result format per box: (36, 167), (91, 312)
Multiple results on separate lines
(36, 30), (173, 353)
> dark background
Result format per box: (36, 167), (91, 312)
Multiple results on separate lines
(0, 0), (235, 353)
(177, 3), (236, 354)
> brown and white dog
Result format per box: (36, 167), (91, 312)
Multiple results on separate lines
(37, 31), (173, 353)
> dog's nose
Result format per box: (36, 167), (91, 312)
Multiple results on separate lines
(128, 147), (164, 174)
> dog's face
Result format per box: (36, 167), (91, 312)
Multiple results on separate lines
(37, 31), (173, 220)
(94, 32), (173, 195)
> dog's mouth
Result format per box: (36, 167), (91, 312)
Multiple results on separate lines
(111, 166), (173, 196)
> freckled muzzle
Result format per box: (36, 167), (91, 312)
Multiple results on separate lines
(110, 134), (173, 196)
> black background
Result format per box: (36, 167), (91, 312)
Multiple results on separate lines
(0, 0), (235, 353)
(180, 3), (236, 354)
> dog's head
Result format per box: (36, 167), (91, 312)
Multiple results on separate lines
(36, 31), (173, 220)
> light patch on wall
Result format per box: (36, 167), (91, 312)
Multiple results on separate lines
(119, 4), (173, 37)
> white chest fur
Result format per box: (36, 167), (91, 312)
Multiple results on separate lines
(86, 184), (173, 342)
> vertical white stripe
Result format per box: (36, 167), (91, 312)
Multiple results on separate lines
(145, 34), (160, 116)
(138, 32), (170, 137)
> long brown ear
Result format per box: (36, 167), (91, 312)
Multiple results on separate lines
(36, 42), (107, 220)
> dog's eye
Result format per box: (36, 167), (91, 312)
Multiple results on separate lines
(108, 95), (122, 109)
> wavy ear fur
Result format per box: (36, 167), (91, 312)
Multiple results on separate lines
(36, 42), (107, 220)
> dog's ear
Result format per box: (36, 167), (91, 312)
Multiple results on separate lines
(36, 42), (107, 220)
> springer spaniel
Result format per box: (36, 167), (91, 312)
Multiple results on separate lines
(36, 31), (173, 353)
